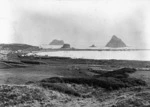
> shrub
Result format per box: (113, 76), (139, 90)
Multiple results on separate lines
(99, 68), (136, 78)
(40, 76), (146, 91)
(39, 83), (81, 97)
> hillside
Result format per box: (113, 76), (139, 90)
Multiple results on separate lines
(0, 44), (40, 51)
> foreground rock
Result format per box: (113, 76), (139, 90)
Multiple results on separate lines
(106, 35), (126, 48)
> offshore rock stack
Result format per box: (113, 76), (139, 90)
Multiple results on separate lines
(106, 35), (126, 48)
(49, 39), (64, 45)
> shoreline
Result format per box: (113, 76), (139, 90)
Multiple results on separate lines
(39, 48), (150, 52)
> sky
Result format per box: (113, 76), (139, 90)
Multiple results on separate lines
(0, 0), (150, 48)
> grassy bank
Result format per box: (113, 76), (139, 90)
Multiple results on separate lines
(0, 57), (150, 106)
(39, 68), (146, 91)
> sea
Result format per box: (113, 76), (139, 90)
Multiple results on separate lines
(30, 50), (150, 61)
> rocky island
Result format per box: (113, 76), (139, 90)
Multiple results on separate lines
(106, 35), (127, 48)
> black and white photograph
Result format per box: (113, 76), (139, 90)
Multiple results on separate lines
(0, 0), (150, 106)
